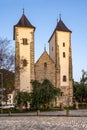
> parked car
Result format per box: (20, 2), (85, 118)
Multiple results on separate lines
(0, 104), (15, 109)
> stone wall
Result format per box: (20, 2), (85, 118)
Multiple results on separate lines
(35, 51), (56, 86)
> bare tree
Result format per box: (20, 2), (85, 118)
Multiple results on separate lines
(0, 37), (14, 71)
(0, 38), (15, 104)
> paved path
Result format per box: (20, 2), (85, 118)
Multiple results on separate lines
(0, 116), (87, 130)
(1, 110), (87, 116)
(0, 110), (87, 130)
(37, 110), (87, 116)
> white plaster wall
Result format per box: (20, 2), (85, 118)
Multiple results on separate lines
(49, 34), (56, 62)
(57, 31), (70, 86)
(16, 27), (34, 92)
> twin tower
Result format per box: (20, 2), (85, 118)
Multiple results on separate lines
(14, 12), (73, 106)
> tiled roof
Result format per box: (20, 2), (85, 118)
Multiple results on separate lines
(48, 18), (72, 42)
(55, 19), (72, 32)
(15, 14), (35, 29)
(13, 13), (35, 40)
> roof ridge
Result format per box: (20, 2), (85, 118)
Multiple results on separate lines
(48, 19), (71, 42)
(55, 19), (72, 32)
(35, 51), (55, 65)
(15, 13), (35, 29)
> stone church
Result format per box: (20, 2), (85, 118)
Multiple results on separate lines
(14, 11), (73, 106)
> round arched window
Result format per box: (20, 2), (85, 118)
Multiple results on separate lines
(44, 62), (47, 68)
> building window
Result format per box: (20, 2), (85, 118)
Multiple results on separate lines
(63, 52), (66, 57)
(9, 100), (11, 103)
(9, 95), (11, 99)
(22, 59), (28, 67)
(44, 62), (47, 68)
(52, 47), (53, 51)
(44, 62), (47, 78)
(63, 75), (67, 82)
(63, 42), (65, 47)
(22, 38), (28, 45)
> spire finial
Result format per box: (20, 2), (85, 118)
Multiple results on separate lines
(59, 13), (61, 20)
(23, 8), (25, 14)
(44, 44), (46, 51)
(57, 18), (58, 23)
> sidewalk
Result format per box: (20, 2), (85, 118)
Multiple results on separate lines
(0, 110), (87, 117)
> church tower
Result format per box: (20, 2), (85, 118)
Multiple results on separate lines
(48, 17), (73, 106)
(14, 10), (35, 92)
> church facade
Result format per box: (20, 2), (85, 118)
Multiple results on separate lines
(14, 12), (73, 106)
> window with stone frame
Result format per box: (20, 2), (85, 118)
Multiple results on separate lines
(44, 62), (47, 77)
(63, 52), (66, 58)
(61, 92), (63, 96)
(9, 100), (11, 103)
(22, 38), (28, 45)
(22, 59), (28, 67)
(8, 95), (11, 99)
(52, 47), (53, 51)
(44, 62), (47, 69)
(63, 42), (65, 47)
(63, 75), (67, 82)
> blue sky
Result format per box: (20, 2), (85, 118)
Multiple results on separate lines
(0, 0), (87, 82)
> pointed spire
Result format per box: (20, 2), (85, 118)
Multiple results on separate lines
(59, 13), (61, 20)
(15, 9), (35, 29)
(57, 18), (58, 24)
(23, 8), (25, 15)
(44, 44), (46, 51)
(48, 15), (72, 42)
(55, 13), (72, 33)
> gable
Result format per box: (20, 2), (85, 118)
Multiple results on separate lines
(35, 51), (55, 65)
(35, 51), (55, 85)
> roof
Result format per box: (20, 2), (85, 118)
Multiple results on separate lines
(48, 18), (72, 42)
(13, 12), (35, 40)
(35, 50), (55, 65)
(15, 13), (35, 29)
(55, 18), (72, 32)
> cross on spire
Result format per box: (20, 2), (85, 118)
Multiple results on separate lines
(44, 44), (46, 51)
(57, 18), (58, 23)
(23, 8), (24, 14)
(59, 13), (61, 20)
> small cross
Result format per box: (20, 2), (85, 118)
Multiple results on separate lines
(59, 13), (61, 20)
(57, 18), (58, 23)
(23, 8), (25, 14)
(44, 44), (46, 51)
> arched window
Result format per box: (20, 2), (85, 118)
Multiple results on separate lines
(63, 42), (65, 47)
(52, 47), (53, 51)
(22, 38), (28, 45)
(22, 59), (28, 67)
(63, 75), (67, 82)
(44, 62), (47, 68)
(44, 62), (47, 78)
(63, 52), (66, 58)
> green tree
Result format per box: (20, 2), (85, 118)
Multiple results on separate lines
(15, 91), (30, 110)
(0, 69), (14, 104)
(41, 79), (61, 105)
(80, 70), (87, 102)
(30, 80), (41, 110)
(73, 81), (81, 101)
(73, 70), (87, 102)
(31, 79), (61, 110)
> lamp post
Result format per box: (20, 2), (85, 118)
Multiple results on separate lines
(0, 72), (3, 113)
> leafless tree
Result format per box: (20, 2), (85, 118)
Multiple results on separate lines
(0, 37), (14, 71)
